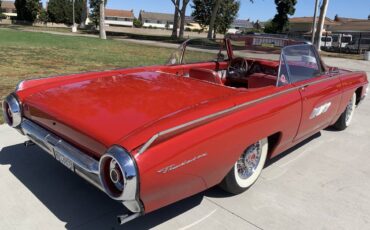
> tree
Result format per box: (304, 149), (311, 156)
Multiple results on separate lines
(99, 0), (106, 39)
(80, 0), (88, 28)
(170, 0), (180, 38)
(314, 0), (329, 51)
(89, 0), (107, 27)
(170, 0), (190, 39)
(15, 0), (41, 22)
(38, 8), (49, 23)
(270, 0), (297, 33)
(207, 0), (221, 39)
(178, 0), (190, 38)
(47, 0), (83, 25)
(192, 0), (241, 38)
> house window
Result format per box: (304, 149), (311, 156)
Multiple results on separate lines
(157, 20), (162, 24)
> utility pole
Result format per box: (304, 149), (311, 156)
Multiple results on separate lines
(72, 0), (77, 32)
(311, 0), (319, 44)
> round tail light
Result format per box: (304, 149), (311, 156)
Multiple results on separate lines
(2, 94), (22, 127)
(99, 146), (138, 201)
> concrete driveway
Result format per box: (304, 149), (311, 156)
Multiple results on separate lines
(0, 58), (370, 230)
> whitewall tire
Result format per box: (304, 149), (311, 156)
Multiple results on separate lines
(220, 138), (268, 194)
(334, 93), (356, 131)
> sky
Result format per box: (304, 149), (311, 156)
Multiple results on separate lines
(43, 0), (370, 22)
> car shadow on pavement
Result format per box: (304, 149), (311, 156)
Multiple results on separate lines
(0, 144), (204, 230)
(0, 132), (322, 229)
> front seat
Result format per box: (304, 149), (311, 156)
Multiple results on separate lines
(189, 68), (223, 85)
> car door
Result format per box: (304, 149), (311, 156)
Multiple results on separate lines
(281, 44), (342, 142)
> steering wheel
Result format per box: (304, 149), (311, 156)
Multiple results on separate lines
(227, 57), (249, 78)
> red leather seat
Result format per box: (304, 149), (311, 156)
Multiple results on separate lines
(189, 68), (223, 85)
(247, 73), (277, 88)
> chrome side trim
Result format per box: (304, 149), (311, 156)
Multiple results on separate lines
(138, 76), (338, 155)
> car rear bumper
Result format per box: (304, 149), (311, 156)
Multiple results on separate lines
(20, 119), (143, 224)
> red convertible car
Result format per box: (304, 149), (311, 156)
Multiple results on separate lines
(2, 37), (368, 224)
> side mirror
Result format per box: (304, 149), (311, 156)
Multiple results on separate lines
(329, 67), (340, 75)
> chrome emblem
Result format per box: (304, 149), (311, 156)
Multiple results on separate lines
(158, 153), (208, 174)
(310, 102), (332, 119)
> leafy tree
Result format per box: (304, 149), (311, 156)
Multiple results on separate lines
(270, 0), (297, 33)
(38, 8), (48, 23)
(47, 0), (83, 25)
(192, 0), (241, 38)
(15, 0), (41, 22)
(89, 0), (107, 27)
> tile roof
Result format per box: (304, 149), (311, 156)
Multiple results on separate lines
(105, 9), (134, 18)
(1, 1), (15, 10)
(289, 17), (338, 25)
(232, 19), (254, 28)
(139, 11), (174, 22)
(330, 20), (370, 32)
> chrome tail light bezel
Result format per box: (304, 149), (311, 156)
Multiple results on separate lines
(2, 93), (22, 128)
(99, 146), (139, 201)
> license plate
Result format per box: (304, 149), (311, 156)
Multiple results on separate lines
(54, 150), (74, 171)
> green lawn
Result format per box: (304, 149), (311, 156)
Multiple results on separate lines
(0, 28), (178, 124)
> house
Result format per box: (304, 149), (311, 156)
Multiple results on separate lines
(104, 9), (134, 27)
(139, 10), (174, 29)
(1, 1), (17, 19)
(329, 19), (370, 37)
(228, 19), (254, 34)
(289, 17), (338, 35)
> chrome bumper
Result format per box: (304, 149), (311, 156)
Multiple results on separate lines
(21, 119), (103, 190)
(20, 119), (143, 224)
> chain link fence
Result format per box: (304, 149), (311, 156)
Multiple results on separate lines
(317, 33), (370, 54)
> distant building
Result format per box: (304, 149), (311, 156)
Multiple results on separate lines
(289, 17), (338, 35)
(228, 19), (254, 34)
(329, 19), (370, 37)
(1, 1), (17, 19)
(139, 11), (174, 29)
(104, 9), (134, 27)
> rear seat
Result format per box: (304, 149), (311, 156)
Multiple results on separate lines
(189, 68), (223, 85)
(247, 73), (277, 88)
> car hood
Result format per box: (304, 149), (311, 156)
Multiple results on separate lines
(22, 71), (236, 158)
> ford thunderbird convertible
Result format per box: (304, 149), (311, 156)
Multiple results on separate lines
(2, 37), (368, 224)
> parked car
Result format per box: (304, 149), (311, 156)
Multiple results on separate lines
(2, 38), (368, 225)
(320, 36), (333, 49)
(346, 38), (370, 53)
(332, 34), (352, 49)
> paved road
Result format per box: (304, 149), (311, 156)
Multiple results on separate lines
(1, 59), (370, 229)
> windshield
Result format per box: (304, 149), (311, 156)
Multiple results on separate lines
(167, 39), (228, 65)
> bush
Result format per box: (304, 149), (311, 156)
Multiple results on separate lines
(0, 14), (6, 20)
(185, 27), (191, 32)
(133, 18), (142, 28)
